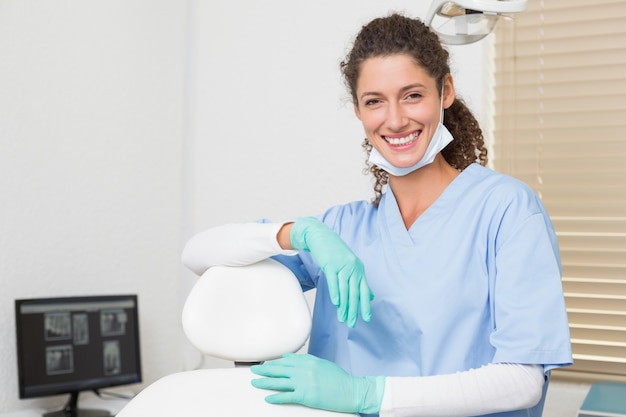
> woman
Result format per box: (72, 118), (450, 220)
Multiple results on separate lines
(182, 13), (572, 417)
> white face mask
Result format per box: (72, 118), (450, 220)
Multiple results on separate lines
(367, 85), (453, 177)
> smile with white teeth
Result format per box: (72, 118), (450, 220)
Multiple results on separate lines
(384, 132), (419, 146)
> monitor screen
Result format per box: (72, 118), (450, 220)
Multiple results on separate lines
(15, 295), (142, 406)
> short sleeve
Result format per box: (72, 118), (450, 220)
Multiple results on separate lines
(490, 201), (572, 371)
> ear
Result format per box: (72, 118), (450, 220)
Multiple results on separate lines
(353, 102), (362, 121)
(443, 74), (456, 110)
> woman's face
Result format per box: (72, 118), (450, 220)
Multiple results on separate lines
(354, 54), (454, 171)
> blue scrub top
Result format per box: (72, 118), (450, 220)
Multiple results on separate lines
(272, 163), (572, 416)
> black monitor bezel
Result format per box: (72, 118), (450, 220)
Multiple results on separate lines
(15, 294), (142, 399)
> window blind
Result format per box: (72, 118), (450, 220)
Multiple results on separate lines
(493, 0), (626, 380)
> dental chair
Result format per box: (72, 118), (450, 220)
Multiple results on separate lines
(117, 258), (344, 416)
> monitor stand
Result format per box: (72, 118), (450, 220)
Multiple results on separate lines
(43, 391), (111, 417)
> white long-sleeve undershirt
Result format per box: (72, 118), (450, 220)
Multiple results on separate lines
(181, 222), (296, 275)
(380, 363), (545, 417)
(181, 223), (546, 416)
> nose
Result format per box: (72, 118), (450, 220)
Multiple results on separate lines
(385, 102), (408, 132)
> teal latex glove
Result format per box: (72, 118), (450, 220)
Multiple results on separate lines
(251, 353), (385, 414)
(290, 216), (373, 328)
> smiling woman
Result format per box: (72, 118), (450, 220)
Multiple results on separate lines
(340, 13), (487, 207)
(182, 12), (573, 417)
(353, 57), (454, 180)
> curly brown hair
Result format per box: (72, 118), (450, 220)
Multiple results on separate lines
(340, 13), (488, 205)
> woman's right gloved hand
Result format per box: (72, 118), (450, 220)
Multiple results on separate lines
(290, 216), (373, 328)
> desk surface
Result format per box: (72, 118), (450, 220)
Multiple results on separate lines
(1, 391), (130, 417)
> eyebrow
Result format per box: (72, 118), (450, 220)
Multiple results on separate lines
(359, 83), (428, 102)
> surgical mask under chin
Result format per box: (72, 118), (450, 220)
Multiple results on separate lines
(368, 122), (454, 177)
(368, 86), (454, 177)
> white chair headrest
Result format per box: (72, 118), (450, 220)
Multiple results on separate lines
(182, 258), (312, 362)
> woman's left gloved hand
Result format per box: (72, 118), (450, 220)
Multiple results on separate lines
(250, 353), (385, 414)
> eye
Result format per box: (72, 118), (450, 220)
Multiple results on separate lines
(363, 98), (382, 107)
(405, 92), (422, 101)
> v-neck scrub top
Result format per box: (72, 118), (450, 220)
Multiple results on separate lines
(272, 164), (572, 384)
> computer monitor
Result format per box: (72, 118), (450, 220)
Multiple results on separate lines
(15, 295), (142, 417)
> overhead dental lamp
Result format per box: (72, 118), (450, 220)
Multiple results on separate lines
(425, 0), (528, 45)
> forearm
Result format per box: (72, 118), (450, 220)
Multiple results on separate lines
(181, 222), (296, 275)
(380, 363), (545, 417)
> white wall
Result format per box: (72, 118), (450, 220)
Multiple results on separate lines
(0, 1), (188, 413)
